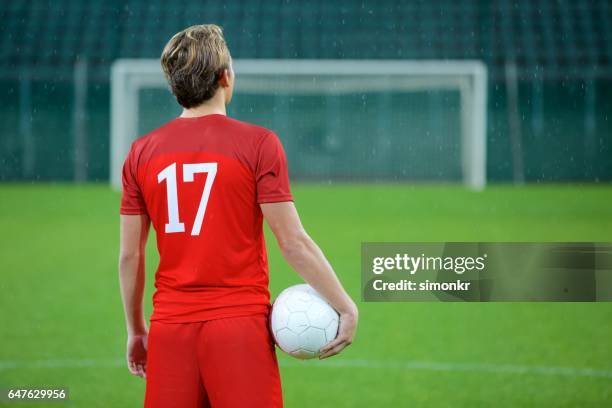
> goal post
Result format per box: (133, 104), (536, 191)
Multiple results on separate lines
(110, 59), (487, 190)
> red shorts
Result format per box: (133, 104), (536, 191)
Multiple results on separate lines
(144, 315), (283, 408)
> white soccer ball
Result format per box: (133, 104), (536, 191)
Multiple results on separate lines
(271, 284), (339, 359)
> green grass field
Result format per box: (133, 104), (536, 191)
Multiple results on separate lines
(1, 183), (612, 407)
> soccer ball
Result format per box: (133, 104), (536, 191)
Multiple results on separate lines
(271, 284), (339, 359)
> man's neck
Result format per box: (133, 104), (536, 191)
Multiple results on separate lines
(180, 96), (227, 118)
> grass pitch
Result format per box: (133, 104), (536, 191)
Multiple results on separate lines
(1, 183), (612, 407)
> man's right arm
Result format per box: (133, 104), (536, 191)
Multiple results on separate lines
(119, 213), (150, 378)
(261, 201), (358, 359)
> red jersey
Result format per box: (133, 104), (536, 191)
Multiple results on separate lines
(120, 114), (292, 323)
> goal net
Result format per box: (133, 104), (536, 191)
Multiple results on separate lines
(111, 59), (487, 190)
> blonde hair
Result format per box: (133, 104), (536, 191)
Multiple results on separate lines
(160, 24), (231, 108)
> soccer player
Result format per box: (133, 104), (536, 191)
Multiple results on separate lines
(118, 24), (358, 408)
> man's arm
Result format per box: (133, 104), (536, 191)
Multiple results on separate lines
(119, 214), (150, 378)
(261, 202), (358, 359)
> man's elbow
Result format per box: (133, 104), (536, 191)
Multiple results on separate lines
(278, 231), (311, 260)
(118, 251), (143, 271)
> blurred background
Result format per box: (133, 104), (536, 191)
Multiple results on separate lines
(1, 0), (611, 183)
(1, 1), (612, 407)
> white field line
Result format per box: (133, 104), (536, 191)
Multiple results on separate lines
(1, 357), (612, 379)
(282, 359), (612, 379)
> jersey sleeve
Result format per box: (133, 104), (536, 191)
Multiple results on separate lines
(255, 132), (293, 204)
(120, 144), (147, 215)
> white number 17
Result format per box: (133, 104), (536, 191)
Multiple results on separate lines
(157, 162), (217, 236)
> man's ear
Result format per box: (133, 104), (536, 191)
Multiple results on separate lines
(218, 69), (231, 87)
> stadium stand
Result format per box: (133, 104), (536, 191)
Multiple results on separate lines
(1, 0), (611, 80)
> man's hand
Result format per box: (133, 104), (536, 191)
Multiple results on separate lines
(319, 309), (358, 359)
(127, 333), (148, 378)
